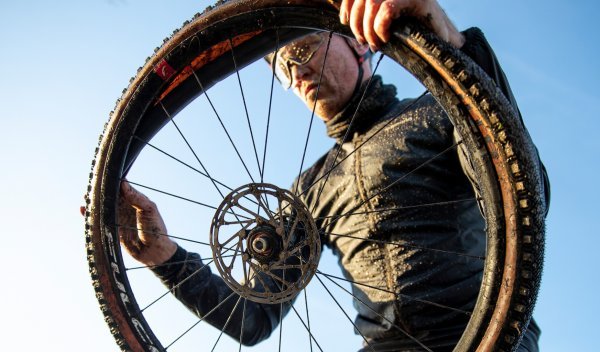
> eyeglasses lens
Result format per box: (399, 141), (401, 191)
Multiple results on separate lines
(271, 33), (325, 89)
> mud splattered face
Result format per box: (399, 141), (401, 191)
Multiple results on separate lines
(267, 34), (368, 121)
(267, 33), (326, 90)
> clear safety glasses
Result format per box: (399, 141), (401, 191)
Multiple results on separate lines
(266, 33), (326, 90)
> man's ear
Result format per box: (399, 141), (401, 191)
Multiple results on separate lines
(346, 38), (370, 56)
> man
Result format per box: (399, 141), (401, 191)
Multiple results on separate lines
(116, 0), (547, 350)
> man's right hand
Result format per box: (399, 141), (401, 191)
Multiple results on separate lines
(339, 0), (465, 51)
(118, 181), (178, 266)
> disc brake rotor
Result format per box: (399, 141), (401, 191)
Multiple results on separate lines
(210, 183), (320, 304)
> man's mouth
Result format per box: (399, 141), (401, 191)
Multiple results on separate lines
(304, 83), (318, 98)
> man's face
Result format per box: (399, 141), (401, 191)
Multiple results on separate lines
(270, 34), (366, 121)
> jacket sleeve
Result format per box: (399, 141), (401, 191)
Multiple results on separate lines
(458, 27), (551, 215)
(151, 245), (289, 346)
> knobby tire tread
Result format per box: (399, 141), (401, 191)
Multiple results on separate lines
(84, 1), (545, 351)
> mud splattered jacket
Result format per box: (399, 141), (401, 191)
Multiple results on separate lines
(152, 27), (547, 350)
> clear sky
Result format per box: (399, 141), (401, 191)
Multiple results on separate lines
(1, 0), (598, 351)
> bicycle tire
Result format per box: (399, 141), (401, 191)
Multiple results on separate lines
(84, 0), (546, 351)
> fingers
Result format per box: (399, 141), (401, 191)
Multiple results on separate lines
(116, 180), (176, 265)
(117, 191), (143, 254)
(120, 180), (167, 241)
(373, 0), (401, 43)
(344, 0), (399, 50)
(121, 180), (155, 212)
(339, 0), (354, 25)
(348, 0), (367, 44)
(363, 0), (383, 50)
(340, 0), (463, 50)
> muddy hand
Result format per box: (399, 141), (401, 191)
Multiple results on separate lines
(339, 0), (465, 51)
(118, 180), (177, 266)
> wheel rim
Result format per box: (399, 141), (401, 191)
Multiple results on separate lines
(86, 2), (543, 351)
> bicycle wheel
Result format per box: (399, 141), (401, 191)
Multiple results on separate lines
(84, 0), (546, 351)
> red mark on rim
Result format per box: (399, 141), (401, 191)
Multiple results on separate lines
(154, 59), (176, 81)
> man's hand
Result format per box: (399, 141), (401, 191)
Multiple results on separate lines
(339, 0), (465, 50)
(118, 181), (178, 266)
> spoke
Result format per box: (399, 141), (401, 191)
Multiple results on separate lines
(276, 197), (285, 230)
(165, 290), (238, 349)
(160, 102), (227, 199)
(270, 263), (304, 270)
(218, 224), (248, 249)
(287, 240), (310, 257)
(249, 267), (273, 295)
(241, 252), (250, 284)
(116, 224), (236, 253)
(226, 36), (272, 211)
(229, 37), (263, 179)
(227, 234), (245, 271)
(141, 258), (214, 312)
(294, 31), (334, 196)
(254, 191), (277, 222)
(323, 141), (462, 232)
(126, 254), (234, 271)
(231, 200), (271, 225)
(315, 197), (479, 221)
(238, 298), (247, 352)
(317, 270), (471, 315)
(261, 29), (280, 182)
(286, 301), (324, 352)
(283, 214), (300, 250)
(221, 218), (256, 226)
(319, 272), (434, 352)
(322, 231), (485, 260)
(191, 70), (256, 184)
(122, 181), (252, 234)
(310, 53), (384, 212)
(211, 295), (244, 352)
(132, 135), (262, 210)
(314, 274), (376, 352)
(298, 90), (429, 199)
(278, 269), (285, 352)
(303, 289), (314, 352)
(126, 258), (202, 271)
(132, 135), (235, 194)
(162, 108), (251, 228)
(125, 180), (219, 211)
(248, 261), (288, 287)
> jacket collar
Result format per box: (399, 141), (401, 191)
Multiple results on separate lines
(325, 75), (398, 142)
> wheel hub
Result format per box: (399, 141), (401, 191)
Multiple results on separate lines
(247, 225), (282, 263)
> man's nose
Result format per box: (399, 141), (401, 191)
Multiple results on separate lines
(291, 63), (311, 88)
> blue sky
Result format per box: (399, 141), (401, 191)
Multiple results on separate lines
(1, 0), (598, 351)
